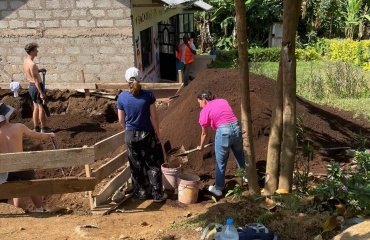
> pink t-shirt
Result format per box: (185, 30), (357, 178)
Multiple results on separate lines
(198, 99), (238, 130)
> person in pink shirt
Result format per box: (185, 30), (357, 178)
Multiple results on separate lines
(197, 90), (247, 197)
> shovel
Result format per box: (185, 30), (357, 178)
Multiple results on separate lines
(175, 143), (214, 157)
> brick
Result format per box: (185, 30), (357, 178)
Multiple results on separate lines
(79, 20), (95, 28)
(98, 73), (115, 82)
(97, 20), (113, 27)
(35, 10), (52, 19)
(47, 47), (63, 54)
(89, 9), (105, 18)
(113, 0), (129, 8)
(9, 20), (24, 28)
(99, 46), (115, 54)
(86, 64), (102, 73)
(46, 0), (60, 9)
(56, 56), (72, 64)
(44, 20), (60, 28)
(61, 20), (77, 27)
(76, 55), (92, 64)
(0, 1), (8, 10)
(107, 9), (124, 18)
(19, 10), (35, 18)
(6, 56), (22, 63)
(76, 0), (93, 8)
(27, 0), (42, 9)
(59, 72), (77, 82)
(9, 1), (24, 10)
(81, 46), (98, 54)
(71, 9), (87, 17)
(65, 46), (80, 55)
(53, 9), (69, 18)
(95, 1), (112, 8)
(26, 21), (37, 28)
(39, 56), (55, 64)
(115, 19), (131, 27)
(0, 21), (9, 29)
(2, 11), (17, 19)
(60, 0), (75, 8)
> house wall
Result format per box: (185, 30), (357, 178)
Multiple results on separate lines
(131, 0), (182, 82)
(0, 0), (134, 85)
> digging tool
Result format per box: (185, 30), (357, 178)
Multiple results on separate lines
(39, 68), (50, 117)
(51, 138), (66, 177)
(174, 143), (214, 157)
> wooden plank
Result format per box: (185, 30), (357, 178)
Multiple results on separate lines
(0, 177), (96, 198)
(92, 151), (128, 183)
(0, 83), (97, 90)
(94, 131), (125, 161)
(81, 70), (91, 97)
(0, 147), (95, 173)
(85, 164), (95, 210)
(94, 166), (131, 207)
(96, 82), (183, 90)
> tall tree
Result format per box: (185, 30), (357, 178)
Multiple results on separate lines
(235, 0), (260, 194)
(264, 0), (302, 194)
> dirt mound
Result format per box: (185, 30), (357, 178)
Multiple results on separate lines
(1, 69), (369, 239)
(1, 69), (369, 207)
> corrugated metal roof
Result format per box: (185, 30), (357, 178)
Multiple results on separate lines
(193, 1), (212, 10)
(161, 0), (187, 5)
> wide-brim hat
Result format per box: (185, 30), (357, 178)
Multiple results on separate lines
(0, 103), (14, 123)
(125, 67), (140, 83)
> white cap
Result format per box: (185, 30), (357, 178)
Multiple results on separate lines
(125, 67), (140, 83)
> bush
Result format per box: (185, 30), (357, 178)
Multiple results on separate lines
(312, 151), (370, 214)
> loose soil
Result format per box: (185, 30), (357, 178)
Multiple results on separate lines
(1, 69), (369, 240)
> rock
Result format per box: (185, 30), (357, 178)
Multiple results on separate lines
(332, 219), (370, 240)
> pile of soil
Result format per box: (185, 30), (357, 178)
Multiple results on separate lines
(1, 68), (369, 239)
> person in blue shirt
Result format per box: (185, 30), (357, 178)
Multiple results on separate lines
(116, 67), (167, 202)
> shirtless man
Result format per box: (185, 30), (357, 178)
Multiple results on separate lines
(23, 42), (52, 133)
(0, 103), (55, 212)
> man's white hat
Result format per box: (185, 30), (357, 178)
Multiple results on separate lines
(125, 67), (140, 83)
(0, 103), (14, 123)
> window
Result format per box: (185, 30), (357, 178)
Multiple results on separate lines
(140, 27), (152, 72)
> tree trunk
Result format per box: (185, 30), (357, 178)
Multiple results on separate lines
(278, 0), (302, 191)
(264, 53), (283, 195)
(235, 0), (260, 194)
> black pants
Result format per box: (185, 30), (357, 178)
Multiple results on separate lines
(125, 130), (164, 200)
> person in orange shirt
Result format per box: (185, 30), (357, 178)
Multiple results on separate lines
(176, 34), (196, 86)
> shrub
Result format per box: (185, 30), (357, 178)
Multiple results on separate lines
(312, 151), (370, 214)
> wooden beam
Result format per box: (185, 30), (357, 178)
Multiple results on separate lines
(94, 131), (125, 161)
(85, 164), (95, 210)
(0, 83), (97, 90)
(0, 82), (182, 90)
(0, 147), (95, 173)
(0, 177), (96, 198)
(92, 151), (128, 183)
(94, 166), (131, 207)
(96, 82), (183, 90)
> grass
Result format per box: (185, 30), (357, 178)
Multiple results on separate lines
(248, 60), (370, 120)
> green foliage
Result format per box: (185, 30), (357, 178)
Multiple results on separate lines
(248, 48), (281, 62)
(225, 168), (247, 200)
(354, 130), (369, 151)
(207, 49), (238, 68)
(294, 115), (314, 194)
(256, 212), (275, 225)
(312, 154), (370, 214)
(295, 48), (322, 61)
(298, 60), (370, 99)
(324, 39), (370, 68)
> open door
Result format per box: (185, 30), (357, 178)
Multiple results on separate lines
(158, 17), (177, 81)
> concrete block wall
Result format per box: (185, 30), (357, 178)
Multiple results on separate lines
(0, 0), (135, 85)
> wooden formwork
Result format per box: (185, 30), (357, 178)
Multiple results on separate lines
(0, 131), (129, 210)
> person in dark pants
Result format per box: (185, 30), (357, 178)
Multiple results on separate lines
(176, 34), (196, 86)
(116, 67), (167, 202)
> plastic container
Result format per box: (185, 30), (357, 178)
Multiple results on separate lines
(177, 173), (200, 204)
(219, 219), (239, 240)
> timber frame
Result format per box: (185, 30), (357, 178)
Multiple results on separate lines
(0, 131), (128, 210)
